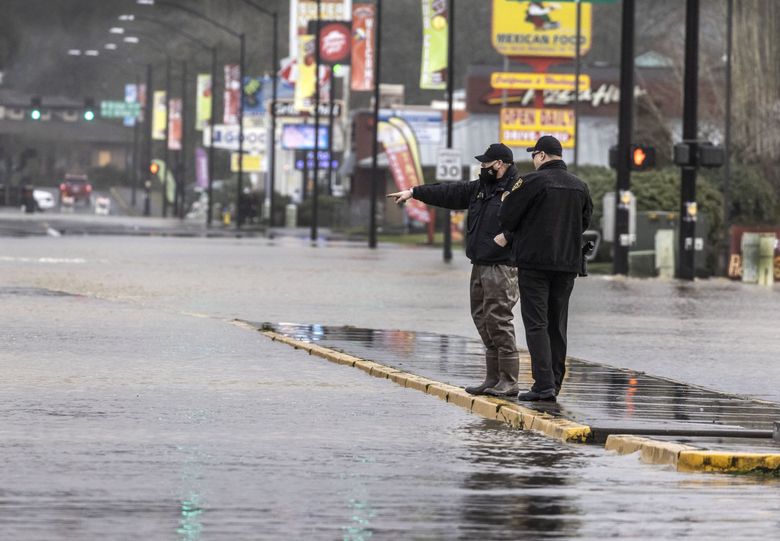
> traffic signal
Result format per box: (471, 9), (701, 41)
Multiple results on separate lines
(30, 96), (42, 120)
(608, 144), (656, 171)
(83, 98), (95, 121)
(630, 145), (655, 171)
(149, 162), (160, 176)
(673, 141), (725, 168)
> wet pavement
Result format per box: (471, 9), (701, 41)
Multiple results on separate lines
(2, 236), (780, 538)
(260, 322), (780, 448)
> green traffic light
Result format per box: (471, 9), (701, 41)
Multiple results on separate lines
(30, 110), (41, 120)
(84, 110), (95, 121)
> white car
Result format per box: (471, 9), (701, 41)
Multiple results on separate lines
(94, 196), (111, 216)
(33, 189), (56, 211)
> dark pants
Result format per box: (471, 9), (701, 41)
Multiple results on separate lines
(517, 269), (576, 392)
(470, 264), (519, 356)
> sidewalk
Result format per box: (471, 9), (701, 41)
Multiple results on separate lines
(255, 321), (780, 474)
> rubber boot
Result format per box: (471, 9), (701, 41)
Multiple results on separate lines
(465, 350), (499, 395)
(484, 352), (520, 397)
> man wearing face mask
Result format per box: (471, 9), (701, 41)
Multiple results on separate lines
(387, 143), (521, 397)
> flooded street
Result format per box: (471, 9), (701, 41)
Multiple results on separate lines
(2, 237), (779, 539)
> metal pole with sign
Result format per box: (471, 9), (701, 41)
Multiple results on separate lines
(613, 0), (635, 275)
(369, 0), (383, 249)
(677, 0), (700, 280)
(443, 0), (455, 262)
(311, 0), (321, 243)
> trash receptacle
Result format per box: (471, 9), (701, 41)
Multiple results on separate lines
(285, 203), (297, 228)
(758, 234), (776, 287)
(741, 233), (760, 284)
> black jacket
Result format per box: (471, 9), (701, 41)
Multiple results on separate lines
(412, 165), (519, 265)
(498, 160), (593, 274)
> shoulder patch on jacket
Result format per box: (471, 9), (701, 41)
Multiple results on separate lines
(501, 190), (510, 201)
(511, 178), (524, 192)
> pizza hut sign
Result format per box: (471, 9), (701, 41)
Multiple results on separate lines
(319, 21), (351, 65)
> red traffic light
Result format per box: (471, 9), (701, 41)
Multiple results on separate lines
(149, 162), (159, 175)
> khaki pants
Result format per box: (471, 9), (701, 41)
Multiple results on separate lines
(470, 264), (519, 356)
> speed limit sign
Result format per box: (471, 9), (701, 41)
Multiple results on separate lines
(436, 149), (462, 181)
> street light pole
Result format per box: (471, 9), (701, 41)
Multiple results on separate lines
(163, 55), (171, 218)
(369, 0), (383, 249)
(312, 0), (321, 243)
(144, 63), (153, 216)
(443, 0), (455, 263)
(677, 0), (700, 281)
(613, 0), (635, 276)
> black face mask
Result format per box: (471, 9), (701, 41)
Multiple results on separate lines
(479, 164), (498, 181)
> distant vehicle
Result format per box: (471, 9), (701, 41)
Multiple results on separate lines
(32, 189), (56, 211)
(59, 174), (92, 206)
(94, 196), (111, 216)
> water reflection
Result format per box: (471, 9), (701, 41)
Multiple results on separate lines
(457, 422), (583, 539)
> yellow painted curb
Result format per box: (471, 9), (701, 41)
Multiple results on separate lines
(257, 329), (592, 444)
(606, 435), (702, 469)
(677, 451), (780, 473)
(251, 326), (779, 475)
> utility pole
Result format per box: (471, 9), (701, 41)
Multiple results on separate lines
(443, 0), (455, 262)
(613, 0), (635, 275)
(677, 0), (700, 280)
(311, 0), (321, 243)
(368, 0), (383, 249)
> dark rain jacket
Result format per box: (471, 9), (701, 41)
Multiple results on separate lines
(498, 160), (593, 274)
(412, 165), (519, 265)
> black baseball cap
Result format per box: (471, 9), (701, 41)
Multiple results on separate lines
(526, 135), (563, 156)
(475, 143), (514, 163)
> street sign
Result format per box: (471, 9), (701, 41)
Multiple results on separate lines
(436, 149), (462, 181)
(499, 107), (575, 149)
(203, 124), (267, 152)
(490, 72), (591, 92)
(273, 99), (343, 118)
(100, 100), (141, 119)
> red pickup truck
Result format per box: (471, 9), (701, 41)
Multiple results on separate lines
(59, 174), (93, 206)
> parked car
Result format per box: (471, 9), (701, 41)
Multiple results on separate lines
(32, 189), (56, 211)
(94, 195), (111, 216)
(59, 174), (92, 206)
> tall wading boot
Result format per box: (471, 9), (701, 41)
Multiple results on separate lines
(484, 352), (520, 397)
(465, 350), (499, 395)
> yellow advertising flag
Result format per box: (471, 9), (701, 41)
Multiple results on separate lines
(294, 34), (316, 112)
(499, 107), (575, 149)
(196, 74), (212, 131)
(492, 0), (592, 58)
(152, 91), (167, 141)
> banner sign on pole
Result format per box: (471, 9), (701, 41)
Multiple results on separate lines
(195, 147), (209, 189)
(152, 91), (167, 140)
(420, 0), (448, 90)
(491, 0), (592, 58)
(351, 4), (375, 92)
(196, 74), (212, 131)
(123, 85), (138, 126)
(243, 76), (265, 116)
(499, 107), (575, 149)
(224, 64), (240, 125)
(273, 99), (343, 118)
(294, 35), (317, 112)
(168, 98), (182, 151)
(490, 72), (591, 91)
